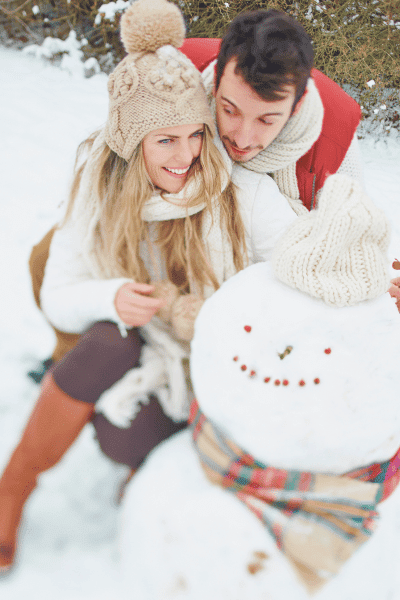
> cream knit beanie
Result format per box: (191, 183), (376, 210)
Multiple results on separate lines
(104, 0), (215, 161)
(272, 174), (391, 306)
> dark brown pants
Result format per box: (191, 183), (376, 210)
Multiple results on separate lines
(29, 229), (187, 469)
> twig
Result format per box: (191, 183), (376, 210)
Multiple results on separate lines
(0, 0), (34, 15)
(0, 6), (42, 41)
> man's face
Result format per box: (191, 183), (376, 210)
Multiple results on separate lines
(214, 59), (297, 162)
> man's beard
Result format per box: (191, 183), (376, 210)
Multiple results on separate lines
(221, 136), (263, 162)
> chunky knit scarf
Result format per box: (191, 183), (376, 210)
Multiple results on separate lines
(189, 399), (400, 593)
(272, 173), (390, 306)
(202, 62), (324, 216)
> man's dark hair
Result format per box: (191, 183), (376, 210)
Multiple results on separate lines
(216, 9), (314, 112)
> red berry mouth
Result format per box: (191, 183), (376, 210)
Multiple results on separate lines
(231, 339), (333, 386)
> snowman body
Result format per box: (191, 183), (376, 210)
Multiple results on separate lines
(120, 263), (400, 599)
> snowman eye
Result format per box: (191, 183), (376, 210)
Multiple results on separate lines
(278, 345), (293, 360)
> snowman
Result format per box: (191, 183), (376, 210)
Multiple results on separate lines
(119, 175), (400, 600)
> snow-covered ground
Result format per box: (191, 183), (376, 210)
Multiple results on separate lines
(0, 47), (400, 599)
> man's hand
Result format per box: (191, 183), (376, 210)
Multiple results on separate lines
(388, 277), (400, 313)
(114, 282), (165, 327)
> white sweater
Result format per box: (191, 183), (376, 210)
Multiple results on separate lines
(41, 167), (295, 335)
(40, 163), (295, 424)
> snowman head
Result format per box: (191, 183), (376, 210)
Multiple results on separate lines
(190, 175), (398, 472)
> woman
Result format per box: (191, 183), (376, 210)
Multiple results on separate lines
(0, 0), (246, 572)
(0, 0), (296, 572)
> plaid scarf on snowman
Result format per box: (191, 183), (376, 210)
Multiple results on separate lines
(189, 399), (400, 593)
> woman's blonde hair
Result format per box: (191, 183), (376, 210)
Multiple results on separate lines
(64, 126), (246, 293)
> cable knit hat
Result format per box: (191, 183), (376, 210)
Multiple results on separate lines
(104, 0), (215, 161)
(272, 174), (391, 306)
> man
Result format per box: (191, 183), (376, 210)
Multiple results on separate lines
(192, 10), (400, 308)
(181, 9), (363, 213)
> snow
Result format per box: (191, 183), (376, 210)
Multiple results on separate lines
(23, 31), (100, 78)
(1, 46), (400, 599)
(120, 431), (400, 600)
(0, 48), (125, 599)
(95, 1), (130, 25)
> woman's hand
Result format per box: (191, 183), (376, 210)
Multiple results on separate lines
(115, 282), (165, 327)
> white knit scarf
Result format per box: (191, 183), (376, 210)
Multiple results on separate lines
(140, 136), (236, 298)
(202, 61), (324, 216)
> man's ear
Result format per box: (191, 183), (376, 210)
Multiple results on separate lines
(212, 63), (217, 97)
(292, 89), (308, 116)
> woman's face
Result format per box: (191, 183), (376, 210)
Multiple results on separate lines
(142, 123), (204, 193)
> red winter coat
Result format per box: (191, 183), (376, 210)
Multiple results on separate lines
(180, 38), (361, 211)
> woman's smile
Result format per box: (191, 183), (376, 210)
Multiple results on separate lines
(163, 165), (191, 177)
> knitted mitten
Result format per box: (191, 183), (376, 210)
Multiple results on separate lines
(152, 280), (204, 341)
(152, 280), (180, 323)
(171, 294), (204, 341)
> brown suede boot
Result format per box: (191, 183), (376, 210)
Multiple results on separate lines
(0, 373), (94, 572)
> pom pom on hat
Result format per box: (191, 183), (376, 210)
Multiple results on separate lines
(120, 0), (185, 54)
